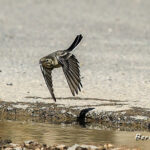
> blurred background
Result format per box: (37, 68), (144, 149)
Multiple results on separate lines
(0, 0), (150, 108)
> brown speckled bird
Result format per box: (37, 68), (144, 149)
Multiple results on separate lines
(39, 35), (83, 101)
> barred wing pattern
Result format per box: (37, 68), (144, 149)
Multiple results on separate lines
(40, 65), (56, 101)
(58, 54), (82, 96)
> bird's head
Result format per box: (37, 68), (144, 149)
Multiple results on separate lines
(39, 57), (53, 68)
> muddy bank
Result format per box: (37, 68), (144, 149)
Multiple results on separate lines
(0, 139), (139, 150)
(0, 100), (150, 131)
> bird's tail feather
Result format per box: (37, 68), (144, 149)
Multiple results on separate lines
(65, 34), (83, 52)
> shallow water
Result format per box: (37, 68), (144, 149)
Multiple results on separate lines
(0, 120), (150, 149)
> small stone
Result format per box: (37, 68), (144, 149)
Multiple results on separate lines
(97, 145), (104, 150)
(35, 148), (41, 150)
(145, 136), (149, 140)
(104, 144), (112, 149)
(4, 139), (12, 144)
(13, 147), (23, 150)
(56, 144), (68, 150)
(61, 110), (66, 113)
(7, 106), (13, 111)
(24, 140), (34, 145)
(103, 144), (107, 149)
(76, 146), (87, 150)
(24, 140), (34, 147)
(6, 83), (13, 86)
(107, 143), (114, 148)
(43, 144), (47, 147)
(68, 144), (79, 150)
(9, 143), (20, 147)
(67, 112), (73, 115)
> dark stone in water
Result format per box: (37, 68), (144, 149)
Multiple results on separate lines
(77, 108), (94, 127)
(0, 139), (12, 145)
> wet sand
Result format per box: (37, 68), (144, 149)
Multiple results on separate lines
(0, 100), (150, 131)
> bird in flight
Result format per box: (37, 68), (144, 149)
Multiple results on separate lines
(39, 34), (83, 101)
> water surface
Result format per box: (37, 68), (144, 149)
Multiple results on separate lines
(0, 120), (150, 149)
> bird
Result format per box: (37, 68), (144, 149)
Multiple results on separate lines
(39, 34), (83, 101)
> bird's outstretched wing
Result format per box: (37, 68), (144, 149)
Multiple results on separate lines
(40, 65), (56, 101)
(57, 54), (82, 96)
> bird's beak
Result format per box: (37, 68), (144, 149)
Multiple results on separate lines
(39, 57), (45, 64)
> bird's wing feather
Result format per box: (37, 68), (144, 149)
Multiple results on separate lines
(57, 54), (82, 96)
(40, 65), (56, 101)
